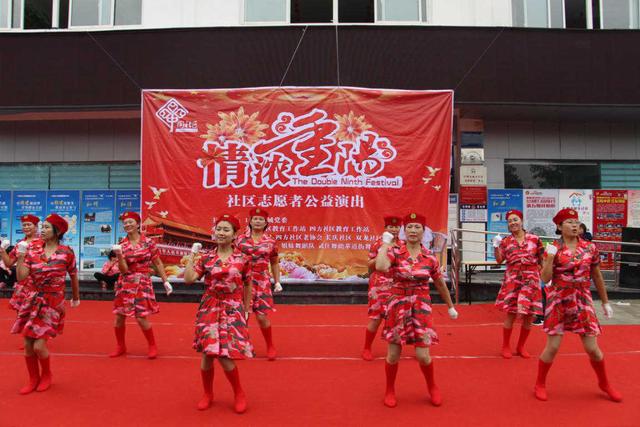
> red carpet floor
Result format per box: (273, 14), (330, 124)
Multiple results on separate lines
(1, 301), (638, 427)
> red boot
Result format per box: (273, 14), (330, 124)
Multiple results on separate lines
(361, 329), (376, 361)
(515, 327), (531, 359)
(197, 368), (214, 410)
(383, 361), (398, 408)
(142, 327), (157, 359)
(19, 356), (40, 395)
(419, 361), (442, 406)
(501, 327), (513, 359)
(589, 359), (623, 402)
(36, 356), (52, 392)
(224, 367), (247, 414)
(534, 360), (552, 401)
(260, 326), (277, 361)
(109, 326), (127, 357)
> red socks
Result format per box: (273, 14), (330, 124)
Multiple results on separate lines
(534, 360), (552, 401)
(501, 327), (513, 359)
(260, 326), (276, 361)
(224, 367), (247, 414)
(384, 361), (398, 408)
(109, 326), (127, 358)
(419, 361), (442, 406)
(19, 356), (40, 395)
(142, 327), (157, 359)
(590, 359), (623, 402)
(362, 329), (376, 361)
(515, 327), (531, 359)
(36, 356), (51, 392)
(197, 367), (214, 410)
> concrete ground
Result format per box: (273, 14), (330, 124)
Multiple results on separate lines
(598, 300), (640, 326)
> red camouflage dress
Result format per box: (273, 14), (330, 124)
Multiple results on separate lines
(236, 231), (278, 315)
(113, 234), (160, 318)
(11, 242), (76, 339)
(382, 244), (442, 347)
(495, 233), (544, 315)
(543, 238), (602, 336)
(193, 248), (254, 359)
(367, 238), (403, 320)
(7, 238), (44, 311)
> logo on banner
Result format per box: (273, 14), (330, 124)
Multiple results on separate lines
(156, 98), (198, 133)
(197, 107), (400, 189)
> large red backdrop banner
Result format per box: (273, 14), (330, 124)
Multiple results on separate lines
(141, 87), (453, 281)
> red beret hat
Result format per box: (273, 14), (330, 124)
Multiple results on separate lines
(552, 208), (579, 225)
(120, 211), (141, 224)
(384, 216), (402, 227)
(249, 208), (268, 220)
(216, 214), (241, 231)
(505, 210), (523, 221)
(45, 213), (68, 235)
(403, 212), (426, 227)
(20, 214), (40, 225)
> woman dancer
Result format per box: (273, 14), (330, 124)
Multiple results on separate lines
(109, 211), (172, 359)
(362, 215), (402, 361)
(184, 214), (253, 414)
(534, 208), (622, 402)
(492, 209), (544, 358)
(236, 208), (281, 360)
(12, 214), (79, 393)
(375, 212), (458, 408)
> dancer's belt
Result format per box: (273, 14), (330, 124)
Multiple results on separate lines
(508, 263), (538, 271)
(552, 279), (590, 289)
(391, 286), (429, 296)
(127, 268), (151, 274)
(207, 289), (243, 299)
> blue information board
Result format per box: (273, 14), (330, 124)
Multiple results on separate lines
(115, 190), (141, 243)
(11, 191), (47, 244)
(80, 190), (116, 271)
(487, 189), (523, 260)
(0, 191), (10, 240)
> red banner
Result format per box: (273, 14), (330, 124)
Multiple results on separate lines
(141, 87), (453, 281)
(593, 190), (628, 270)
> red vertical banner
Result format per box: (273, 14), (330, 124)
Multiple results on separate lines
(141, 87), (453, 281)
(593, 190), (628, 270)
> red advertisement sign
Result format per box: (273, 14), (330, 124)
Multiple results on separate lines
(593, 190), (628, 270)
(141, 87), (453, 281)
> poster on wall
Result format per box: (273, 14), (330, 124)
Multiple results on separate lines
(141, 87), (453, 281)
(558, 190), (593, 234)
(593, 190), (627, 270)
(80, 190), (116, 272)
(115, 190), (141, 242)
(47, 191), (81, 267)
(523, 189), (558, 238)
(627, 190), (640, 228)
(11, 191), (47, 244)
(0, 191), (10, 240)
(486, 189), (523, 261)
(448, 194), (458, 247)
(460, 186), (487, 222)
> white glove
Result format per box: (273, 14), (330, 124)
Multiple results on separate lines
(491, 234), (503, 248)
(70, 299), (81, 308)
(111, 244), (122, 254)
(274, 281), (283, 293)
(382, 232), (394, 245)
(16, 241), (29, 254)
(191, 242), (202, 254)
(163, 281), (173, 296)
(244, 311), (250, 321)
(545, 243), (558, 256)
(448, 306), (459, 320)
(1, 239), (10, 250)
(602, 303), (613, 319)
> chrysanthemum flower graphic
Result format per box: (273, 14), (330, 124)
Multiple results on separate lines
(200, 122), (236, 144)
(217, 106), (268, 145)
(334, 111), (372, 142)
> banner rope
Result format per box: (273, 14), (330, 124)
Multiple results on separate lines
(454, 27), (504, 91)
(86, 32), (142, 90)
(279, 26), (309, 87)
(335, 24), (341, 87)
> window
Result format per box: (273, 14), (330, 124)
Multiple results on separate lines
(504, 160), (600, 189)
(114, 0), (140, 25)
(291, 0), (333, 23)
(340, 0), (373, 23)
(565, 0), (588, 28)
(549, 0), (565, 27)
(245, 0), (287, 22)
(70, 0), (140, 27)
(377, 0), (422, 22)
(601, 0), (636, 29)
(0, 0), (10, 27)
(23, 0), (51, 29)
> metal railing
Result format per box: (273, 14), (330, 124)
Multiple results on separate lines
(449, 228), (640, 303)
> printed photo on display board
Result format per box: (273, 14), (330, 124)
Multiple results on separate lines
(80, 191), (116, 271)
(142, 87), (453, 281)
